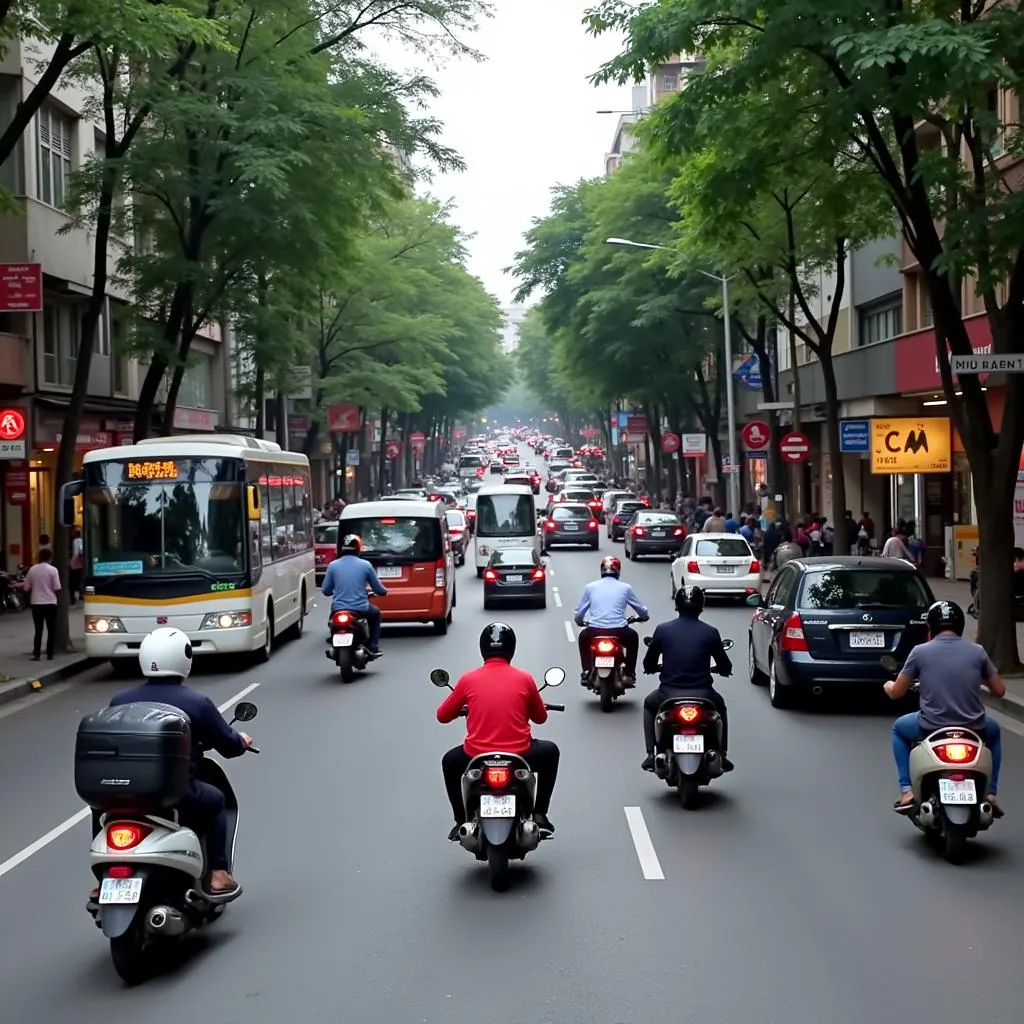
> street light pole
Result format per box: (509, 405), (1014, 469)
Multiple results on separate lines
(605, 238), (740, 513)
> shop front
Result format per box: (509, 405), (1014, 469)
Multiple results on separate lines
(0, 404), (31, 571)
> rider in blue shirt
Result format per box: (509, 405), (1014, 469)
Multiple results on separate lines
(321, 534), (388, 657)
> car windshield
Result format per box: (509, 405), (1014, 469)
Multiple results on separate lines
(552, 505), (590, 520)
(494, 547), (536, 565)
(340, 516), (442, 561)
(476, 492), (536, 537)
(799, 569), (932, 610)
(84, 457), (247, 577)
(314, 523), (338, 545)
(695, 538), (751, 557)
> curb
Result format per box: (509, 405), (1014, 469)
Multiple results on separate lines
(983, 688), (1024, 726)
(0, 656), (102, 708)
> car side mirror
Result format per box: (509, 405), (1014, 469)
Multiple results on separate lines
(721, 639), (734, 651)
(541, 666), (564, 688)
(745, 593), (762, 607)
(430, 668), (451, 688)
(643, 636), (652, 647)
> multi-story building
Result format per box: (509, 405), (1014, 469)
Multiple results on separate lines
(0, 37), (230, 569)
(500, 305), (527, 354)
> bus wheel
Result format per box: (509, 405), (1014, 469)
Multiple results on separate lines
(257, 607), (274, 662)
(288, 587), (306, 639)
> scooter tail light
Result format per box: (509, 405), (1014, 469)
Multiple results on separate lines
(332, 610), (354, 626)
(594, 638), (617, 653)
(107, 865), (135, 878)
(780, 612), (809, 652)
(676, 705), (702, 723)
(484, 766), (511, 788)
(106, 823), (152, 851)
(935, 742), (978, 764)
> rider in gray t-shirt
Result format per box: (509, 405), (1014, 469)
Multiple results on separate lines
(884, 600), (1006, 814)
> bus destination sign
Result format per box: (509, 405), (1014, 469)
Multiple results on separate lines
(126, 460), (180, 480)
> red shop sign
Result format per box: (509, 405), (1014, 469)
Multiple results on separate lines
(385, 440), (402, 459)
(0, 408), (26, 441)
(0, 263), (42, 313)
(894, 314), (993, 392)
(327, 403), (360, 433)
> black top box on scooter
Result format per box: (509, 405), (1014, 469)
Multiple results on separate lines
(74, 702), (192, 812)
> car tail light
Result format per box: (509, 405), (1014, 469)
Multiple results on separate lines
(587, 519), (598, 530)
(483, 568), (499, 582)
(641, 497), (650, 506)
(632, 526), (646, 536)
(107, 865), (135, 878)
(673, 527), (684, 537)
(686, 560), (700, 574)
(780, 612), (809, 652)
(380, 518), (397, 524)
(332, 610), (354, 626)
(613, 515), (622, 524)
(749, 560), (761, 574)
(935, 742), (979, 764)
(545, 520), (558, 530)
(434, 557), (445, 588)
(429, 494), (441, 502)
(588, 500), (601, 510)
(594, 638), (618, 653)
(676, 705), (702, 723)
(484, 765), (511, 788)
(107, 823), (151, 851)
(450, 527), (463, 536)
(531, 568), (545, 580)
(466, 509), (476, 519)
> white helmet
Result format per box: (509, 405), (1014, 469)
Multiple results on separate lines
(139, 627), (193, 680)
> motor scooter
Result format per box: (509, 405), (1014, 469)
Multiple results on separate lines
(583, 616), (642, 711)
(80, 700), (260, 984)
(432, 666), (564, 892)
(324, 594), (377, 683)
(881, 654), (996, 863)
(643, 636), (734, 809)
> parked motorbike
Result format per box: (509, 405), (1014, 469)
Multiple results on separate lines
(881, 654), (996, 863)
(584, 616), (642, 711)
(431, 665), (564, 892)
(643, 636), (734, 809)
(1, 566), (27, 611)
(324, 595), (376, 683)
(79, 700), (260, 984)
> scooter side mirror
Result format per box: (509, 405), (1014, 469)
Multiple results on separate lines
(430, 668), (451, 688)
(880, 654), (899, 674)
(721, 639), (734, 651)
(231, 701), (258, 723)
(643, 636), (652, 647)
(542, 666), (564, 688)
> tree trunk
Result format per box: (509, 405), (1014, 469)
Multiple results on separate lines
(787, 286), (802, 518)
(820, 350), (847, 530)
(134, 285), (188, 441)
(274, 390), (287, 449)
(254, 364), (265, 436)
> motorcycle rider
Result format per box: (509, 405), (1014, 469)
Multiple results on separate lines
(573, 555), (649, 685)
(885, 599), (1006, 815)
(437, 623), (560, 841)
(640, 585), (734, 773)
(321, 533), (387, 658)
(91, 628), (254, 900)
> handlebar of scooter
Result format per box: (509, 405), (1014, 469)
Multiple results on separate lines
(544, 703), (565, 712)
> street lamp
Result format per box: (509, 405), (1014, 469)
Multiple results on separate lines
(605, 237), (740, 516)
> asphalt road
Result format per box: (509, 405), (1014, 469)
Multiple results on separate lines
(1, 445), (1023, 1022)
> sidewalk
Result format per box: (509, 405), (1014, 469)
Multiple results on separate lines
(0, 607), (97, 707)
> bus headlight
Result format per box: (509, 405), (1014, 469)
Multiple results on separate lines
(85, 615), (125, 634)
(200, 611), (253, 630)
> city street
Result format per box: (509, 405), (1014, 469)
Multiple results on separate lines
(0, 450), (1022, 1023)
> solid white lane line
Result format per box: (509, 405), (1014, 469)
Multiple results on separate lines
(624, 806), (665, 880)
(0, 682), (261, 881)
(552, 587), (563, 608)
(564, 620), (575, 643)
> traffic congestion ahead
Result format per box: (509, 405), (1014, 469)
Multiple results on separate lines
(0, 427), (1019, 1024)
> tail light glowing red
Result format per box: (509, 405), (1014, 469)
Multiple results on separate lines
(587, 520), (599, 530)
(676, 705), (702, 724)
(483, 568), (498, 582)
(484, 766), (511, 788)
(612, 516), (622, 524)
(780, 612), (809, 652)
(466, 509), (477, 519)
(107, 823), (151, 851)
(673, 527), (684, 537)
(332, 611), (354, 626)
(686, 560), (700, 574)
(632, 526), (647, 536)
(749, 560), (761, 574)
(107, 865), (135, 878)
(935, 742), (978, 764)
(594, 638), (618, 653)
(531, 568), (545, 580)
(545, 520), (558, 530)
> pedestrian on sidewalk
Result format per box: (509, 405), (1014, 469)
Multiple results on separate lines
(24, 548), (61, 661)
(70, 529), (84, 603)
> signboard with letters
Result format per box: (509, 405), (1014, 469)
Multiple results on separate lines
(839, 419), (870, 453)
(0, 264), (42, 312)
(870, 418), (951, 474)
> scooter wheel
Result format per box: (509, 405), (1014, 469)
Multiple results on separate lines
(487, 843), (510, 892)
(678, 777), (700, 810)
(109, 924), (151, 985)
(943, 828), (968, 865)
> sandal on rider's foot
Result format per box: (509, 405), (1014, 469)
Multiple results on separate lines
(533, 813), (555, 835)
(987, 795), (1005, 818)
(893, 795), (916, 815)
(641, 754), (656, 773)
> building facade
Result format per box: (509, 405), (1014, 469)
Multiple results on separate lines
(500, 305), (527, 354)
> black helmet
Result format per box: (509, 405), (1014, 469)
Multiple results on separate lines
(926, 600), (965, 638)
(340, 534), (363, 555)
(480, 622), (516, 661)
(674, 585), (705, 617)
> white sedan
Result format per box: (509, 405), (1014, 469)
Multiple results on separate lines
(670, 533), (761, 600)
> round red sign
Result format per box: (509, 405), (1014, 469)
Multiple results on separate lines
(0, 408), (26, 441)
(741, 420), (771, 450)
(385, 440), (401, 460)
(660, 433), (681, 454)
(779, 431), (811, 463)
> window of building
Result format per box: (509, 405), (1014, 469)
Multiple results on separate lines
(42, 301), (80, 386)
(858, 300), (902, 346)
(661, 73), (678, 91)
(0, 312), (19, 335)
(36, 106), (73, 208)
(0, 79), (24, 195)
(922, 288), (934, 328)
(177, 351), (213, 409)
(95, 299), (110, 356)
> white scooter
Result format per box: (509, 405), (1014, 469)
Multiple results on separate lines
(84, 701), (259, 983)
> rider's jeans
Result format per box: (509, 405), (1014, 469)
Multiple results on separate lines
(892, 712), (1002, 794)
(332, 603), (382, 650)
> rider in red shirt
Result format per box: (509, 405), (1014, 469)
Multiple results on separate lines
(437, 622), (560, 841)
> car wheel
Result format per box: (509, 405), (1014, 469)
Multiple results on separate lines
(748, 635), (767, 685)
(670, 572), (677, 599)
(768, 657), (795, 708)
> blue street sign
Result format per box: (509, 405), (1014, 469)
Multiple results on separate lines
(839, 419), (870, 453)
(747, 450), (768, 460)
(733, 354), (762, 391)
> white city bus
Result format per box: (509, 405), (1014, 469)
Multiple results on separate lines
(60, 434), (315, 671)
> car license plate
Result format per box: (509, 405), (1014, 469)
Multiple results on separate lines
(507, 574), (523, 582)
(332, 633), (354, 647)
(377, 566), (402, 579)
(717, 566), (736, 574)
(594, 656), (616, 668)
(652, 529), (665, 537)
(938, 778), (977, 804)
(849, 631), (885, 649)
(479, 794), (516, 818)
(563, 523), (578, 531)
(673, 734), (704, 754)
(99, 877), (144, 905)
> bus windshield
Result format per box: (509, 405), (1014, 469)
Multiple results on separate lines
(476, 492), (535, 538)
(84, 458), (245, 577)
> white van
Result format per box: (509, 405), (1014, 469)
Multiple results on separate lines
(473, 484), (539, 576)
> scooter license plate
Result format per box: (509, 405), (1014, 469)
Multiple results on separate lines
(99, 877), (144, 905)
(479, 794), (516, 818)
(938, 778), (977, 804)
(332, 633), (354, 647)
(594, 657), (616, 668)
(673, 734), (704, 754)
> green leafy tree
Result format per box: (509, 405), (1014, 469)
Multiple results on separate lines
(589, 0), (1024, 668)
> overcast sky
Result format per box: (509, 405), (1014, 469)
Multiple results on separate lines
(376, 0), (634, 307)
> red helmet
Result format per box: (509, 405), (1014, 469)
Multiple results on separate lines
(600, 555), (621, 578)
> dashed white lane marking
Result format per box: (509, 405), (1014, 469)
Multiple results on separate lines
(564, 620), (575, 644)
(552, 587), (563, 608)
(624, 806), (665, 880)
(0, 682), (262, 881)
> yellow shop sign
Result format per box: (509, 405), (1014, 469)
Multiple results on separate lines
(870, 418), (951, 474)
